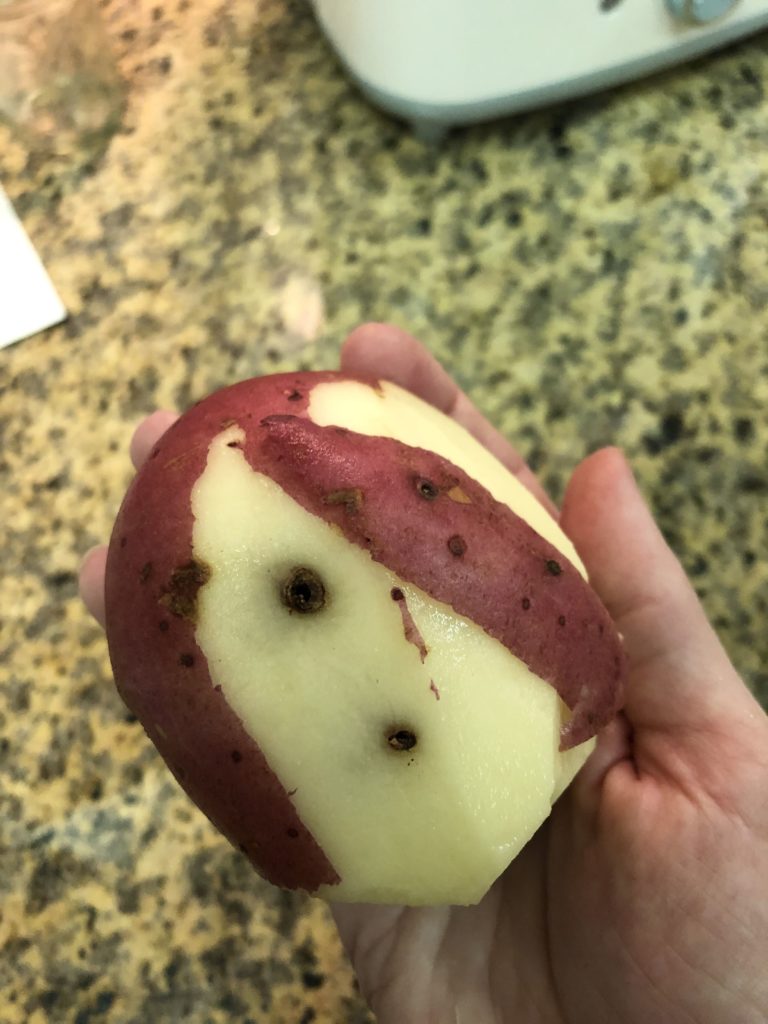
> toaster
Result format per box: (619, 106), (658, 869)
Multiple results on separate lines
(312, 0), (768, 138)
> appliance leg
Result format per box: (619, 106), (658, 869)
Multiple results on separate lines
(411, 119), (450, 144)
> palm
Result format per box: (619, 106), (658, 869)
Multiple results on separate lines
(336, 710), (768, 1024)
(334, 638), (768, 1024)
(79, 323), (768, 1024)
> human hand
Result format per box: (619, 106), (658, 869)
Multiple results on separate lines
(80, 324), (768, 1024)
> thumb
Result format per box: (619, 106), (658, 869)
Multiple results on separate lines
(560, 447), (757, 747)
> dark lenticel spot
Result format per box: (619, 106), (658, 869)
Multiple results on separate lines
(179, 653), (195, 667)
(522, 597), (531, 610)
(231, 750), (242, 764)
(546, 559), (563, 576)
(447, 534), (466, 557)
(286, 827), (299, 838)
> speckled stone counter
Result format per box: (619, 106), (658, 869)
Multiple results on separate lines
(1, 1), (767, 1021)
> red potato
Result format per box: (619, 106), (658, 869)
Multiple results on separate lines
(106, 372), (626, 905)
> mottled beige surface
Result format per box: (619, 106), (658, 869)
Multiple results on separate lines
(1, 0), (767, 1020)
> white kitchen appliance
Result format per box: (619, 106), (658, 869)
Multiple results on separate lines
(311, 0), (768, 137)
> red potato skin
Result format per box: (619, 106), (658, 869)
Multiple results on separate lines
(106, 370), (626, 894)
(106, 373), (347, 892)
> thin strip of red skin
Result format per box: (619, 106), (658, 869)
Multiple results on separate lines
(104, 373), (359, 892)
(391, 588), (429, 662)
(246, 415), (626, 749)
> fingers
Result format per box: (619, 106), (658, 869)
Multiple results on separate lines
(129, 410), (179, 469)
(340, 323), (556, 515)
(575, 712), (634, 798)
(78, 545), (108, 628)
(560, 447), (757, 746)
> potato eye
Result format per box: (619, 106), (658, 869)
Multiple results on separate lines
(387, 728), (417, 752)
(281, 567), (326, 613)
(416, 478), (439, 500)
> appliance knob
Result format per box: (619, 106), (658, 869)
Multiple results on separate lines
(666, 0), (738, 22)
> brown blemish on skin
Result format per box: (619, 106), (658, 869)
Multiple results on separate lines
(281, 567), (326, 614)
(286, 827), (299, 838)
(231, 750), (242, 763)
(323, 488), (363, 513)
(522, 597), (531, 610)
(226, 440), (242, 449)
(139, 561), (153, 583)
(447, 534), (466, 557)
(391, 587), (429, 661)
(430, 680), (441, 700)
(387, 728), (417, 752)
(159, 559), (211, 622)
(546, 559), (563, 576)
(120, 536), (128, 549)
(558, 615), (566, 626)
(179, 653), (195, 667)
(158, 620), (169, 632)
(284, 389), (303, 401)
(446, 485), (472, 504)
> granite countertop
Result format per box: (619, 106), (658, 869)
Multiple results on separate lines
(1, 1), (767, 1021)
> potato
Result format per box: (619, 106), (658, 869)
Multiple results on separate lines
(105, 372), (625, 905)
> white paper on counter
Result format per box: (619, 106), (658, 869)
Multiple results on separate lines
(0, 184), (67, 348)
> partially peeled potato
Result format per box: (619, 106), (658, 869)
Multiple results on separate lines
(105, 372), (625, 906)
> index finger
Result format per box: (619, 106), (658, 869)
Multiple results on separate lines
(340, 323), (557, 516)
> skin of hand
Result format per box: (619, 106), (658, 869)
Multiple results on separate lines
(80, 323), (768, 1024)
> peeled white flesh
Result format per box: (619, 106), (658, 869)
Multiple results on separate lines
(190, 381), (595, 905)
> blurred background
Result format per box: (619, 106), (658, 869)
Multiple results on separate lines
(1, 0), (767, 1021)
